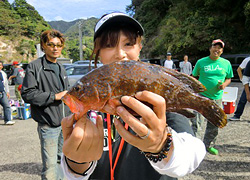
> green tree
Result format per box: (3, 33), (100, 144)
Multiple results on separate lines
(12, 0), (50, 38)
(0, 0), (22, 36)
(127, 0), (250, 59)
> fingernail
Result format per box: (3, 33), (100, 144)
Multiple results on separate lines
(114, 118), (118, 126)
(121, 96), (129, 102)
(135, 91), (143, 98)
(136, 91), (142, 96)
(117, 106), (124, 114)
(68, 114), (74, 120)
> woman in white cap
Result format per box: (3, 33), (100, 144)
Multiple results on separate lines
(60, 12), (206, 180)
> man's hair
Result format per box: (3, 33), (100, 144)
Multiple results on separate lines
(0, 61), (3, 65)
(40, 29), (65, 52)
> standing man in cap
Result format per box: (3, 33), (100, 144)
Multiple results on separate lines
(8, 61), (25, 102)
(191, 39), (233, 155)
(164, 52), (176, 69)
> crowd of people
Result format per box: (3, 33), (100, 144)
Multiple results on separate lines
(0, 11), (249, 180)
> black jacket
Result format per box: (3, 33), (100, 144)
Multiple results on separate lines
(21, 56), (70, 127)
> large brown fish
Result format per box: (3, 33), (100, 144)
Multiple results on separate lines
(62, 60), (227, 128)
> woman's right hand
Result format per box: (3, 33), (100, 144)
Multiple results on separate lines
(61, 113), (104, 163)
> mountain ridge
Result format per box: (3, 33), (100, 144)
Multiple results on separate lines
(48, 19), (82, 34)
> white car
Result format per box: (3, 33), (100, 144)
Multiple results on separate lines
(66, 64), (103, 87)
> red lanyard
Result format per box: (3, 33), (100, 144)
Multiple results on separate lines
(107, 114), (128, 180)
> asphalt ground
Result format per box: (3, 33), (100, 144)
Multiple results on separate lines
(0, 82), (249, 180)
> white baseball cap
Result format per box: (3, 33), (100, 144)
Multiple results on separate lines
(94, 12), (144, 40)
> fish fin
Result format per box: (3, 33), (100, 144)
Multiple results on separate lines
(161, 68), (206, 93)
(174, 109), (196, 118)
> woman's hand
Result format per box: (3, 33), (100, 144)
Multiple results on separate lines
(61, 113), (104, 163)
(55, 90), (68, 100)
(114, 91), (169, 154)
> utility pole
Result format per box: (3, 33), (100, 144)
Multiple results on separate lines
(78, 21), (83, 60)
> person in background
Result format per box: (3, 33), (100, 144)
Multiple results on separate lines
(179, 55), (192, 75)
(164, 52), (176, 69)
(0, 61), (15, 125)
(8, 61), (25, 102)
(229, 56), (250, 121)
(21, 29), (70, 180)
(60, 12), (206, 180)
(241, 60), (250, 103)
(191, 39), (233, 155)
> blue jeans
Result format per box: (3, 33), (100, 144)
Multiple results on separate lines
(234, 87), (248, 118)
(37, 124), (64, 180)
(0, 91), (12, 123)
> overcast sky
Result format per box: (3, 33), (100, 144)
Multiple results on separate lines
(8, 0), (132, 21)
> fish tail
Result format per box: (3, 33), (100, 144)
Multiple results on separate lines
(189, 94), (227, 128)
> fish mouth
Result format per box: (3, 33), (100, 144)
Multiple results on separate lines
(62, 93), (85, 118)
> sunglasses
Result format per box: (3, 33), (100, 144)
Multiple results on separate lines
(46, 43), (63, 48)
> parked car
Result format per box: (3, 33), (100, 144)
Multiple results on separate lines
(73, 60), (102, 65)
(221, 54), (250, 81)
(3, 64), (13, 79)
(66, 63), (103, 87)
(140, 59), (150, 63)
(62, 63), (74, 69)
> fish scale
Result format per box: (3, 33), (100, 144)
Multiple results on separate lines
(62, 60), (227, 128)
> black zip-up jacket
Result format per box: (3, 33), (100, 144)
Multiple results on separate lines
(21, 56), (70, 127)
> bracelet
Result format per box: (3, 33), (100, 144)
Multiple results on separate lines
(142, 126), (173, 163)
(66, 157), (88, 164)
(65, 156), (93, 176)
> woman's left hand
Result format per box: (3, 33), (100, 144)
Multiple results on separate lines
(114, 90), (169, 153)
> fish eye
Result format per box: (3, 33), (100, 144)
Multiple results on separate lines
(73, 85), (80, 91)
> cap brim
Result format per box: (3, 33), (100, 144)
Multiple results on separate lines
(212, 42), (224, 48)
(94, 14), (144, 40)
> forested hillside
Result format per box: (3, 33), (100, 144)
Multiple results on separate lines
(0, 0), (50, 63)
(48, 20), (81, 34)
(1, 0), (250, 64)
(65, 18), (98, 61)
(127, 0), (250, 60)
(48, 17), (98, 61)
(0, 0), (98, 63)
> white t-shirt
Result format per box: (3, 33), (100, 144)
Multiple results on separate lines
(239, 57), (250, 69)
(164, 60), (174, 69)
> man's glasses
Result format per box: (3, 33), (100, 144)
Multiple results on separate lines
(46, 43), (63, 48)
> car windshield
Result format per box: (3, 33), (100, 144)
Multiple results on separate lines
(66, 66), (94, 76)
